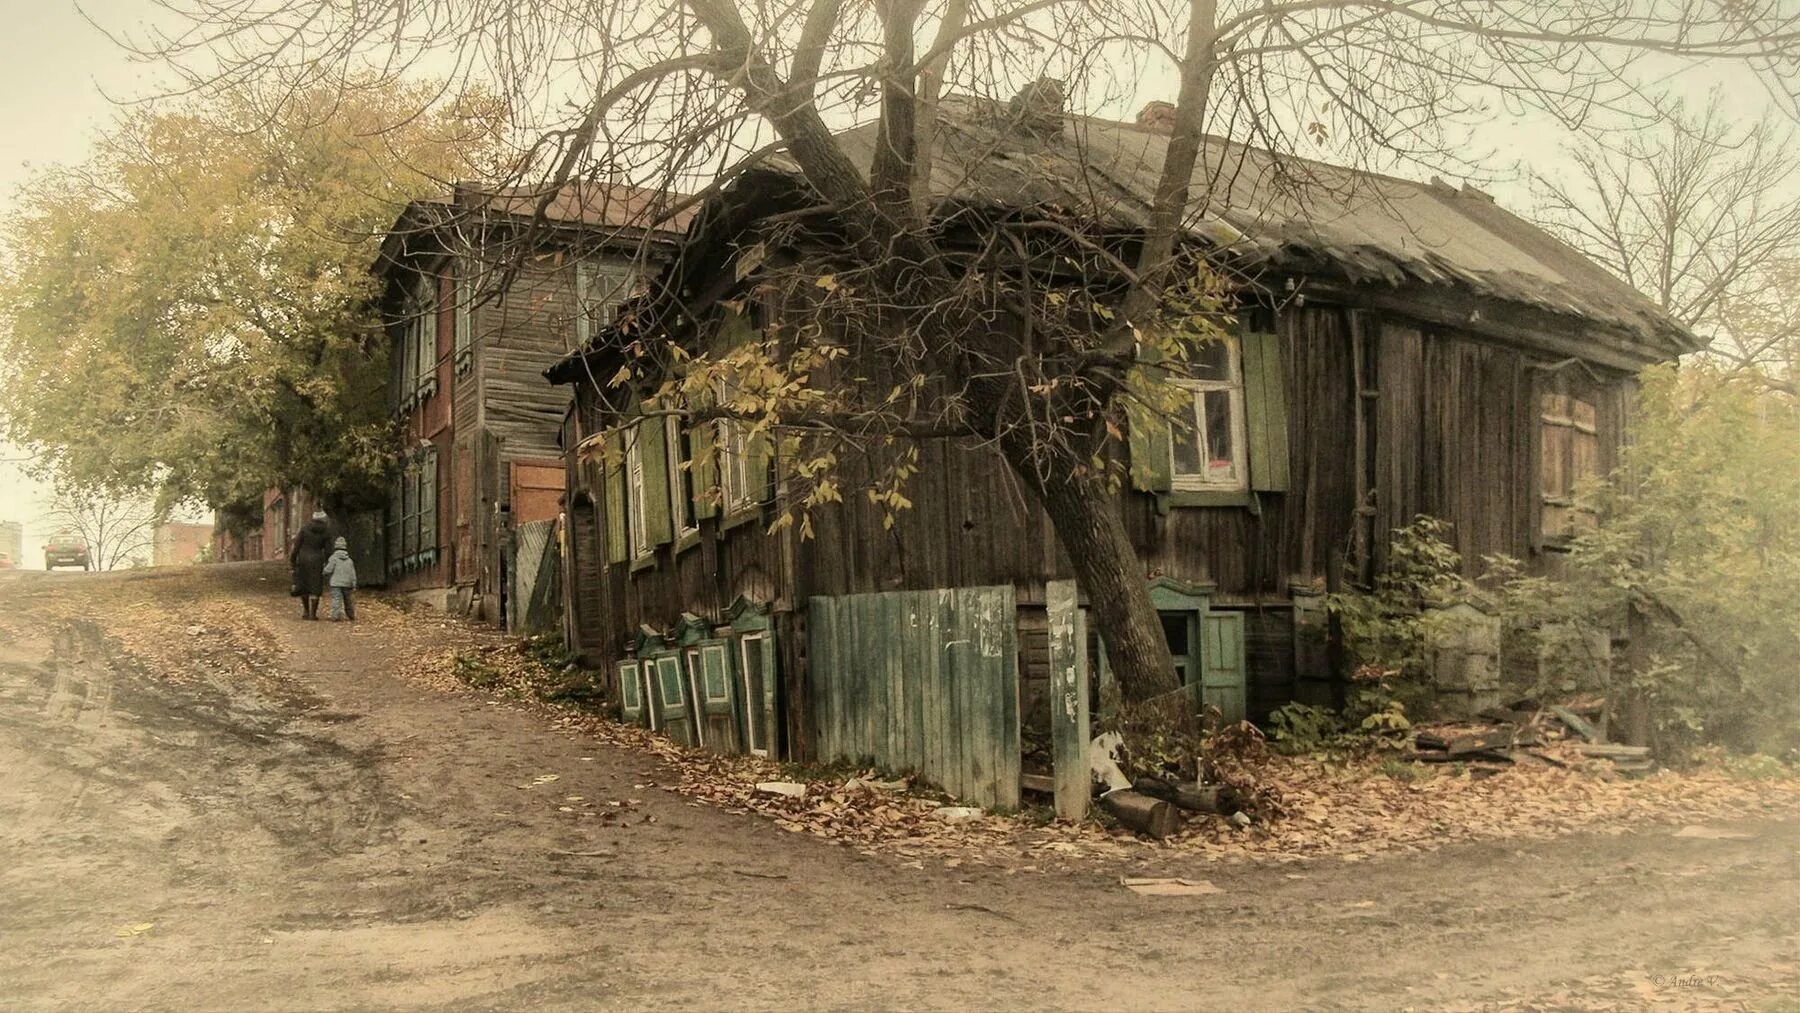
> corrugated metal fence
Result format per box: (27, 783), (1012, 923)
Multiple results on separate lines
(807, 586), (1020, 809)
(508, 518), (562, 635)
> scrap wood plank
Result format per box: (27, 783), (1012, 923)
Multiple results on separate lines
(1448, 731), (1515, 756)
(1574, 743), (1651, 759)
(1550, 705), (1601, 743)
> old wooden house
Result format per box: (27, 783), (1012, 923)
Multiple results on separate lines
(545, 96), (1692, 804)
(376, 183), (687, 620)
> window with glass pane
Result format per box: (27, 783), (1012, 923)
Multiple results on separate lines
(1170, 336), (1247, 491)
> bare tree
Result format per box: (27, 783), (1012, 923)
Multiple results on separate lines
(1536, 97), (1800, 378)
(37, 485), (160, 571)
(133, 0), (1800, 717)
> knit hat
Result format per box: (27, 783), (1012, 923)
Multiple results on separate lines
(333, 536), (348, 549)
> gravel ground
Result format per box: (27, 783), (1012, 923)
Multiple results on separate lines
(1, 563), (1796, 1011)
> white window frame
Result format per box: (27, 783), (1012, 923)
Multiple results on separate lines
(625, 428), (651, 561)
(1169, 337), (1248, 493)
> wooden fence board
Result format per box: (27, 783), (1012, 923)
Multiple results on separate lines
(806, 585), (1019, 808)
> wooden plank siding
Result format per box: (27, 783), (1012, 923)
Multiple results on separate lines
(383, 245), (654, 609)
(807, 586), (1021, 809)
(567, 298), (1641, 749)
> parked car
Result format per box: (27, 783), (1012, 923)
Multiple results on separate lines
(44, 534), (91, 571)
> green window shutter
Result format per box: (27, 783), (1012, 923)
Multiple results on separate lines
(1201, 610), (1247, 723)
(1127, 400), (1173, 492)
(690, 417), (718, 520)
(1241, 330), (1290, 492)
(745, 427), (773, 503)
(639, 416), (674, 545)
(618, 660), (644, 724)
(604, 431), (627, 564)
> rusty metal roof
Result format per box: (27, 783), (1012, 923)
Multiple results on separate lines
(761, 96), (1695, 356)
(412, 180), (699, 233)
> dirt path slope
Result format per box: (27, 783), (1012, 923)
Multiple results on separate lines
(1, 564), (1795, 1011)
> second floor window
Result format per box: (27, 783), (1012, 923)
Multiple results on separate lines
(403, 271), (439, 402)
(1170, 337), (1247, 492)
(576, 262), (633, 348)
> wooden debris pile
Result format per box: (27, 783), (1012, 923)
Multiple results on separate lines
(1411, 699), (1653, 776)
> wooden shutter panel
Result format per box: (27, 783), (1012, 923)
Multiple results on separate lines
(604, 431), (627, 564)
(1127, 401), (1173, 492)
(420, 447), (439, 557)
(640, 416), (674, 545)
(1201, 611), (1247, 723)
(698, 641), (740, 752)
(745, 426), (773, 504)
(617, 659), (644, 725)
(1241, 330), (1290, 493)
(690, 417), (718, 520)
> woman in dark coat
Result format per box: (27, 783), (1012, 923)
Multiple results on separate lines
(288, 511), (334, 620)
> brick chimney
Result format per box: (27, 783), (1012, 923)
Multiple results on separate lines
(1007, 77), (1067, 137)
(1136, 100), (1176, 134)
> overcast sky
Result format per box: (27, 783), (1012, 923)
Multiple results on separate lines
(0, 1), (1782, 565)
(0, 0), (173, 564)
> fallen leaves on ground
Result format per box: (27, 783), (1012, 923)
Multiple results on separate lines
(385, 622), (1800, 869)
(51, 567), (1793, 873)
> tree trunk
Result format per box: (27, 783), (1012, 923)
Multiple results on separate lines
(1024, 458), (1181, 710)
(1619, 600), (1654, 747)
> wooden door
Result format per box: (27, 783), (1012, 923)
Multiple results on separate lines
(1201, 611), (1248, 724)
(454, 432), (476, 583)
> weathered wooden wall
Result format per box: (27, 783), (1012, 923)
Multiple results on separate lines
(567, 296), (1640, 741)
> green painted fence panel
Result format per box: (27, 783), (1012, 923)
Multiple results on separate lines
(806, 585), (1019, 809)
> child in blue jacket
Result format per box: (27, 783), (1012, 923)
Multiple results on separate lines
(322, 537), (358, 621)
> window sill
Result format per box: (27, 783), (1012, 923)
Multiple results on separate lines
(1158, 489), (1256, 511)
(629, 553), (657, 574)
(674, 529), (702, 556)
(719, 506), (761, 534)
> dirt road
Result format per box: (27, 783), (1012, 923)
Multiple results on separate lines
(1, 565), (1795, 1011)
